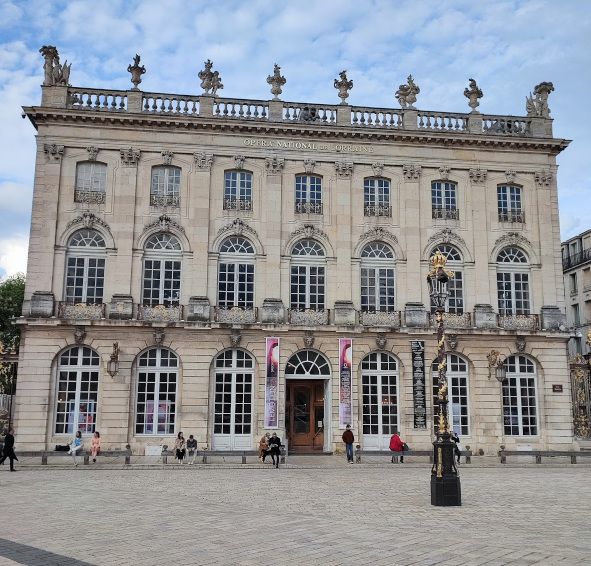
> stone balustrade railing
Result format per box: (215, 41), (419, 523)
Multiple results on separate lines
(138, 304), (182, 322)
(359, 310), (402, 328)
(498, 314), (539, 331)
(288, 309), (329, 325)
(51, 86), (554, 138)
(57, 302), (106, 320)
(215, 307), (258, 324)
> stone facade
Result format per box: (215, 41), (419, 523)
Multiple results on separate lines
(14, 50), (575, 455)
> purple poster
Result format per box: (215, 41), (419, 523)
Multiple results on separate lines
(264, 337), (279, 428)
(339, 338), (353, 428)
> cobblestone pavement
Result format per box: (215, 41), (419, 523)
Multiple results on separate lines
(0, 463), (590, 565)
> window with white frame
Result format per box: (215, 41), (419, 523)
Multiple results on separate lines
(135, 348), (178, 435)
(295, 175), (322, 214)
(364, 178), (391, 217)
(431, 181), (459, 220)
(75, 162), (107, 203)
(290, 239), (326, 310)
(361, 352), (399, 449)
(213, 349), (254, 450)
(285, 350), (331, 376)
(497, 185), (524, 222)
(142, 233), (182, 306)
(496, 247), (530, 315)
(429, 244), (464, 314)
(218, 236), (255, 309)
(151, 166), (181, 207)
(224, 170), (253, 211)
(502, 355), (538, 436)
(64, 229), (106, 304)
(55, 346), (99, 435)
(360, 242), (395, 312)
(432, 354), (470, 436)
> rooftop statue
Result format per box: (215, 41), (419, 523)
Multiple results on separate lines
(267, 64), (286, 100)
(526, 81), (554, 118)
(464, 78), (483, 112)
(198, 59), (224, 96)
(127, 54), (146, 90)
(40, 45), (71, 86)
(334, 70), (353, 105)
(395, 74), (420, 109)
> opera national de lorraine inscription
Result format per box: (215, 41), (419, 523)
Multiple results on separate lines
(243, 137), (375, 153)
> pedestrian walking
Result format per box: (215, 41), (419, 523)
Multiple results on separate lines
(0, 427), (18, 472)
(68, 430), (84, 466)
(342, 424), (355, 464)
(452, 431), (461, 464)
(268, 432), (281, 468)
(389, 430), (405, 463)
(186, 434), (197, 464)
(90, 431), (101, 463)
(258, 432), (270, 462)
(174, 431), (186, 464)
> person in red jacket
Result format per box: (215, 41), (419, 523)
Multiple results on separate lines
(389, 430), (405, 463)
(342, 424), (355, 464)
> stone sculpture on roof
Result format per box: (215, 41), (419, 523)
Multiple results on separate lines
(526, 82), (554, 118)
(40, 45), (71, 86)
(395, 74), (420, 109)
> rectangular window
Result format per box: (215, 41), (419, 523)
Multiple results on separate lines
(65, 257), (105, 304)
(432, 182), (459, 220)
(570, 273), (578, 294)
(503, 376), (537, 436)
(213, 372), (252, 435)
(218, 263), (254, 308)
(361, 267), (395, 312)
(142, 259), (181, 306)
(497, 185), (524, 222)
(224, 171), (253, 210)
(572, 303), (580, 326)
(290, 265), (325, 310)
(135, 372), (177, 435)
(295, 175), (322, 214)
(364, 178), (391, 216)
(362, 375), (379, 435)
(151, 166), (181, 207)
(76, 163), (107, 193)
(497, 272), (530, 315)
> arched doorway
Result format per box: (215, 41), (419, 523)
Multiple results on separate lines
(285, 350), (331, 453)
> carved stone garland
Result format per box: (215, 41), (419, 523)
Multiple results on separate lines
(142, 214), (186, 236)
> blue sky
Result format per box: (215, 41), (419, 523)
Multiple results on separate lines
(0, 0), (589, 279)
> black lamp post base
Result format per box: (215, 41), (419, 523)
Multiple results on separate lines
(431, 474), (462, 506)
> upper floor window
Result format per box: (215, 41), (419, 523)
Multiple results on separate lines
(496, 247), (530, 315)
(142, 233), (182, 306)
(75, 162), (107, 204)
(151, 166), (181, 207)
(497, 185), (524, 223)
(364, 178), (391, 217)
(64, 229), (106, 304)
(224, 171), (253, 211)
(429, 244), (464, 314)
(431, 181), (458, 220)
(218, 236), (255, 309)
(295, 175), (322, 214)
(290, 239), (325, 310)
(360, 242), (395, 312)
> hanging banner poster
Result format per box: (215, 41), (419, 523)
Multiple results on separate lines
(339, 338), (353, 428)
(264, 337), (280, 428)
(411, 340), (427, 429)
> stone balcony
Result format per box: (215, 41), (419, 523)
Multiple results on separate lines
(214, 307), (257, 324)
(34, 85), (557, 140)
(497, 314), (539, 331)
(137, 304), (182, 322)
(359, 310), (401, 328)
(288, 309), (329, 325)
(57, 302), (105, 320)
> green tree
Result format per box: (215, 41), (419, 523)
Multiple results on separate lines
(0, 273), (25, 393)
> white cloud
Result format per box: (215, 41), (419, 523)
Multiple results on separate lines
(0, 235), (28, 278)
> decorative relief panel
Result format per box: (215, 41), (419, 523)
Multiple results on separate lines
(120, 147), (140, 167)
(161, 150), (174, 165)
(505, 170), (517, 183)
(426, 228), (467, 249)
(142, 214), (185, 235)
(493, 231), (531, 250)
(218, 218), (258, 239)
(335, 161), (354, 178)
(402, 164), (421, 180)
(535, 170), (553, 186)
(265, 156), (285, 174)
(194, 152), (214, 170)
(66, 212), (112, 235)
(86, 146), (99, 161)
(469, 168), (487, 183)
(44, 144), (64, 161)
(371, 162), (384, 177)
(303, 159), (316, 173)
(438, 166), (450, 180)
(234, 155), (246, 169)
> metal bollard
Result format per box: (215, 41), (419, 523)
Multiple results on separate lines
(83, 453), (90, 465)
(42, 453), (48, 465)
(125, 445), (131, 465)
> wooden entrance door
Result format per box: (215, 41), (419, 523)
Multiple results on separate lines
(286, 380), (325, 452)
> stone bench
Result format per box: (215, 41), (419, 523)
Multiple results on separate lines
(498, 449), (591, 464)
(15, 446), (132, 465)
(355, 448), (472, 464)
(161, 446), (287, 465)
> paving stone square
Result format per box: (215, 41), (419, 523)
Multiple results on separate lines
(0, 463), (590, 565)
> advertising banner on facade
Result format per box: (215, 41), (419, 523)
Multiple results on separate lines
(410, 340), (427, 429)
(339, 338), (353, 428)
(264, 337), (280, 428)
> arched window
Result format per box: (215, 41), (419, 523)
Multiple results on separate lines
(361, 352), (399, 449)
(151, 166), (181, 207)
(496, 247), (530, 315)
(290, 239), (326, 310)
(431, 181), (459, 219)
(213, 350), (254, 450)
(497, 185), (524, 222)
(502, 355), (538, 436)
(224, 170), (253, 210)
(285, 350), (331, 376)
(364, 178), (391, 217)
(142, 233), (182, 306)
(218, 237), (255, 309)
(135, 348), (178, 435)
(75, 162), (107, 203)
(360, 242), (395, 312)
(430, 244), (463, 314)
(432, 354), (469, 436)
(65, 229), (106, 304)
(55, 346), (100, 434)
(295, 175), (322, 214)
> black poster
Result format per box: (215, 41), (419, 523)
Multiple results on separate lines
(411, 340), (427, 429)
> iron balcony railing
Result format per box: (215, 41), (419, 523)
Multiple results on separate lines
(432, 207), (459, 220)
(498, 210), (526, 223)
(563, 248), (591, 270)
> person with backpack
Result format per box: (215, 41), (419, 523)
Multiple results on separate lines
(389, 430), (405, 463)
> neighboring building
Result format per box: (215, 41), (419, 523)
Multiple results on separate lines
(15, 48), (575, 455)
(562, 229), (591, 356)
